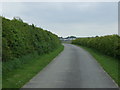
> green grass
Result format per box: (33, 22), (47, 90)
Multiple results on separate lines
(2, 45), (64, 88)
(74, 45), (119, 86)
(0, 61), (2, 89)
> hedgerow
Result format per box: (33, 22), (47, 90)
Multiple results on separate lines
(72, 35), (120, 59)
(2, 17), (61, 62)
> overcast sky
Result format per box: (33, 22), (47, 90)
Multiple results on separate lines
(1, 2), (118, 37)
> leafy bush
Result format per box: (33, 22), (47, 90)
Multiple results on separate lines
(2, 17), (61, 62)
(72, 35), (120, 59)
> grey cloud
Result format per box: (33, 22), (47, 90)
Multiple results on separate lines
(2, 2), (118, 37)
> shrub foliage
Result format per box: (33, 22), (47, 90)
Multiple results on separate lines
(72, 35), (120, 59)
(2, 17), (61, 62)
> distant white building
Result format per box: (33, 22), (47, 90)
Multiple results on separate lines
(59, 36), (77, 41)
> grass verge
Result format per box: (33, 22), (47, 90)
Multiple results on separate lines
(0, 61), (2, 89)
(2, 45), (64, 88)
(75, 45), (119, 86)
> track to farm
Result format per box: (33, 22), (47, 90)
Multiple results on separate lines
(23, 44), (118, 88)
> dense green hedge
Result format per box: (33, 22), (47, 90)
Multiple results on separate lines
(2, 17), (61, 62)
(72, 35), (120, 59)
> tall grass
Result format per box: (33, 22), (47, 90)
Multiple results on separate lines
(2, 45), (64, 88)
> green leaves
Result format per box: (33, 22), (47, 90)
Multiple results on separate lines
(72, 35), (120, 59)
(2, 17), (61, 62)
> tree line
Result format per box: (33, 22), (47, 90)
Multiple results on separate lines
(72, 35), (120, 59)
(2, 17), (61, 62)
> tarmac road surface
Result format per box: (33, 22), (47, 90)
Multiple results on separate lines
(23, 44), (118, 88)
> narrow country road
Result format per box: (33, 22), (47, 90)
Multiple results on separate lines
(23, 44), (118, 88)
